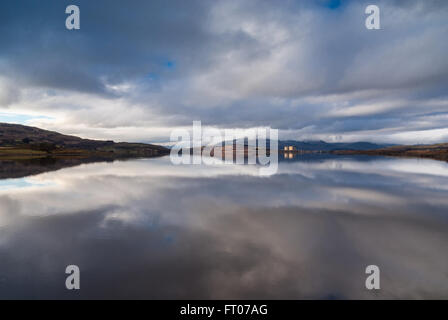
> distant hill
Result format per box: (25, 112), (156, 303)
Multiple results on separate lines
(0, 123), (169, 158)
(189, 138), (392, 155)
(334, 143), (448, 162)
(217, 139), (390, 151)
(278, 140), (392, 151)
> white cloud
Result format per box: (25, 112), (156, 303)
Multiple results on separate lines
(0, 0), (447, 144)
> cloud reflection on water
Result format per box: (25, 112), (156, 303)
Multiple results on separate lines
(0, 155), (447, 299)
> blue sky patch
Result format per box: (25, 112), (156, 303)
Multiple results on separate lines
(323, 0), (341, 10)
(0, 112), (53, 125)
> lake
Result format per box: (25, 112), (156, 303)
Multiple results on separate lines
(0, 155), (447, 299)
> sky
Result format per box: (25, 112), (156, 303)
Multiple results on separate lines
(0, 0), (447, 144)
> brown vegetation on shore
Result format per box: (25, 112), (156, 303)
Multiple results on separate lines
(0, 123), (169, 160)
(333, 143), (448, 162)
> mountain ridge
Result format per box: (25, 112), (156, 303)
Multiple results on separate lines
(0, 122), (169, 158)
(278, 139), (393, 151)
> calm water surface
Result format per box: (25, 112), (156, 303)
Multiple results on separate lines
(0, 155), (448, 299)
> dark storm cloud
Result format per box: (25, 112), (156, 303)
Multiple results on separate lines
(0, 0), (447, 142)
(0, 0), (214, 94)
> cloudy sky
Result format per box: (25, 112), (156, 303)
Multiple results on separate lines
(0, 0), (447, 144)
